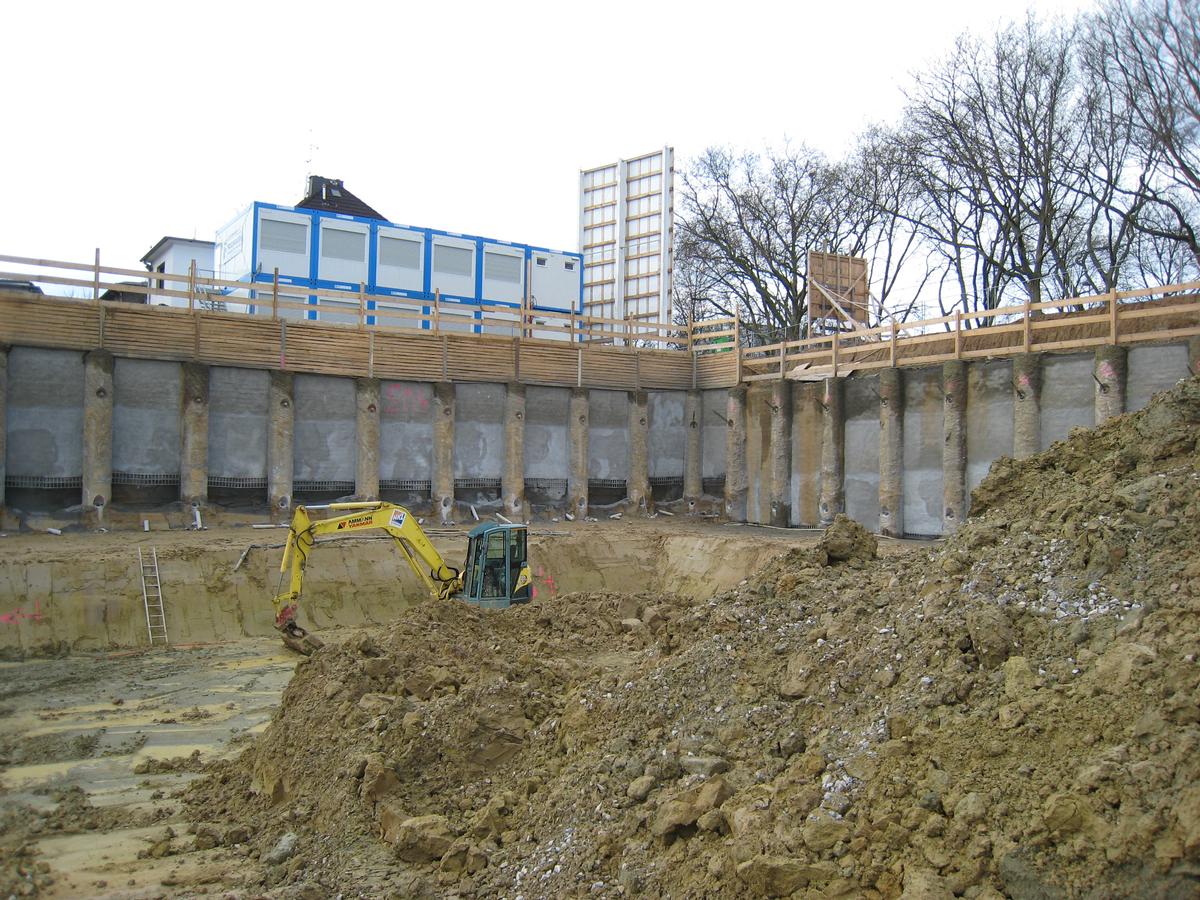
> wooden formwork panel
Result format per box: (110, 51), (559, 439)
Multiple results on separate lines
(518, 342), (581, 388)
(197, 317), (284, 369)
(638, 351), (693, 390)
(0, 295), (100, 349)
(445, 336), (517, 383)
(102, 306), (196, 359)
(695, 353), (738, 389)
(282, 324), (370, 377)
(582, 348), (638, 390)
(372, 333), (446, 381)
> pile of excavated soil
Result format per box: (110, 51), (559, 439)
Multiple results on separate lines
(181, 377), (1200, 898)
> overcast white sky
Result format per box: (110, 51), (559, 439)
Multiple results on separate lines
(2, 0), (1095, 273)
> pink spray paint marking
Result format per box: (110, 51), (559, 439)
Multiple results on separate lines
(1, 599), (44, 625)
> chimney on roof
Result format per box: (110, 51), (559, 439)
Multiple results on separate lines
(296, 176), (385, 220)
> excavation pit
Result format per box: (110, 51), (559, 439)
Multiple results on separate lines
(0, 520), (807, 657)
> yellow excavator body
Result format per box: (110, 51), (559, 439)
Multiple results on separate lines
(271, 501), (530, 654)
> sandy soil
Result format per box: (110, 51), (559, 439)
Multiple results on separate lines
(0, 518), (918, 896)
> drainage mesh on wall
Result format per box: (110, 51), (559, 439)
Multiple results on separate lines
(5, 475), (83, 490)
(112, 472), (180, 487)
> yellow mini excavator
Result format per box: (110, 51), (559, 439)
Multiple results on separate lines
(271, 501), (532, 654)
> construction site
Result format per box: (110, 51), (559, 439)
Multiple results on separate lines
(0, 122), (1196, 900)
(0, 230), (1198, 899)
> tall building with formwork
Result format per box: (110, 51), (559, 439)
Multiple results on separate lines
(579, 147), (674, 338)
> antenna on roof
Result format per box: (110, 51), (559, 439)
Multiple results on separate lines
(304, 128), (319, 183)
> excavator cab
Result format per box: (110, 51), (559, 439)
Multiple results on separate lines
(461, 522), (531, 609)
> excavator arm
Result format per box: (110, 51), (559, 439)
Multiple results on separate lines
(272, 502), (462, 653)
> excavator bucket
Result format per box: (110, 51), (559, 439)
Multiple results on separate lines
(280, 621), (324, 656)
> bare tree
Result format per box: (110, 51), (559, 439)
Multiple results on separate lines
(1092, 0), (1200, 270)
(896, 18), (1100, 312)
(675, 145), (837, 345)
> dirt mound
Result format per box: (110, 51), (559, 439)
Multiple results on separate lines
(184, 377), (1200, 898)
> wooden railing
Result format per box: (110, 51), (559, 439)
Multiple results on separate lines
(0, 252), (738, 352)
(739, 282), (1200, 382)
(1, 253), (1196, 390)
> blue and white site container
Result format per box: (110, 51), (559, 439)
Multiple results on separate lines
(215, 202), (584, 333)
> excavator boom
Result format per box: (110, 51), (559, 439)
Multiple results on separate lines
(272, 502), (463, 654)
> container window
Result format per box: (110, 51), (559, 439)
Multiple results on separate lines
(379, 235), (422, 270)
(536, 257), (547, 267)
(260, 219), (307, 254)
(321, 227), (366, 262)
(433, 244), (473, 277)
(485, 252), (522, 284)
(564, 260), (576, 271)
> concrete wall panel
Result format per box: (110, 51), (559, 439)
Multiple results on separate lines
(844, 375), (880, 529)
(966, 359), (1013, 499)
(6, 348), (84, 478)
(209, 367), (268, 478)
(526, 386), (570, 480)
(380, 381), (433, 481)
(744, 385), (772, 524)
(701, 390), (727, 480)
(791, 384), (822, 526)
(588, 389), (629, 480)
(454, 383), (504, 479)
(902, 367), (943, 536)
(647, 391), (685, 478)
(293, 374), (356, 482)
(1039, 353), (1094, 450)
(113, 359), (181, 474)
(1126, 343), (1189, 412)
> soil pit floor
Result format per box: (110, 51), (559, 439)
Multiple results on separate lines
(0, 520), (912, 897)
(0, 638), (297, 897)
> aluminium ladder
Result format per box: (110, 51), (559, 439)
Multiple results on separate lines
(138, 547), (169, 646)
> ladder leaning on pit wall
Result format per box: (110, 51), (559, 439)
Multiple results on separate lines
(138, 547), (169, 646)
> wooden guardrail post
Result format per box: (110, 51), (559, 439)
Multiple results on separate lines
(890, 322), (898, 368)
(434, 289), (441, 334)
(831, 329), (840, 378)
(1108, 289), (1119, 344)
(272, 268), (279, 320)
(1022, 296), (1032, 353)
(191, 259), (200, 360)
(734, 311), (742, 383)
(359, 282), (367, 331)
(954, 310), (962, 359)
(93, 248), (100, 301)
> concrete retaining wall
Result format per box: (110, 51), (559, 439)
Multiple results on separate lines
(380, 381), (433, 483)
(966, 360), (1013, 499)
(844, 375), (880, 529)
(525, 387), (569, 480)
(1040, 353), (1094, 449)
(2, 339), (1192, 527)
(113, 359), (181, 476)
(902, 367), (943, 537)
(588, 390), (629, 481)
(6, 348), (84, 479)
(791, 384), (822, 527)
(745, 385), (771, 524)
(647, 391), (685, 478)
(700, 390), (727, 483)
(209, 367), (269, 479)
(1127, 344), (1189, 412)
(293, 374), (355, 483)
(453, 383), (504, 481)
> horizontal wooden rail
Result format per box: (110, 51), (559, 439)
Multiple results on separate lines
(2, 251), (1198, 388)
